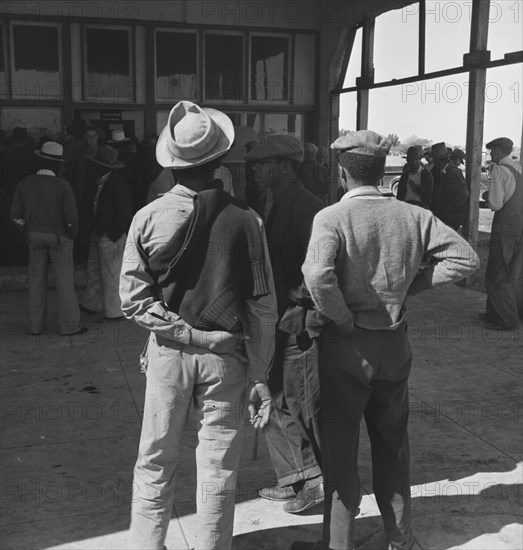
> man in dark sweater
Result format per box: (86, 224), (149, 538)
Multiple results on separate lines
(80, 146), (132, 320)
(10, 141), (85, 336)
(293, 130), (479, 550)
(120, 101), (277, 550)
(245, 134), (326, 514)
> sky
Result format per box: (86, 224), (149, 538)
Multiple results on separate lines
(339, 0), (523, 149)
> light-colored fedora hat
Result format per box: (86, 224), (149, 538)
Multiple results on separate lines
(34, 141), (65, 162)
(107, 129), (130, 143)
(90, 145), (124, 170)
(156, 101), (234, 169)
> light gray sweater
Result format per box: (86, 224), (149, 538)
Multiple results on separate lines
(302, 186), (480, 330)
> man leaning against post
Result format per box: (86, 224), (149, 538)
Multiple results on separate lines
(292, 130), (479, 550)
(120, 100), (278, 550)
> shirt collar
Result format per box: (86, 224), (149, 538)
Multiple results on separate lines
(167, 183), (197, 198)
(36, 169), (55, 176)
(344, 185), (385, 199)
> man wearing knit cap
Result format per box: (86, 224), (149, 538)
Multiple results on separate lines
(481, 136), (522, 330)
(246, 133), (326, 514)
(293, 130), (479, 550)
(120, 101), (277, 550)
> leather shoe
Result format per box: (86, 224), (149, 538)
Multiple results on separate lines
(291, 542), (329, 550)
(284, 478), (324, 514)
(258, 484), (297, 501)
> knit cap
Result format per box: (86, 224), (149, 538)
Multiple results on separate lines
(244, 134), (304, 163)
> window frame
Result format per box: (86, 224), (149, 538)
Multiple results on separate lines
(82, 23), (135, 103)
(154, 27), (200, 103)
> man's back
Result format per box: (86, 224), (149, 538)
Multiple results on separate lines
(304, 191), (478, 329)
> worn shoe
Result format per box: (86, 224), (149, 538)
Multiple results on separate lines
(258, 484), (297, 501)
(283, 478), (324, 514)
(62, 326), (88, 336)
(291, 541), (329, 550)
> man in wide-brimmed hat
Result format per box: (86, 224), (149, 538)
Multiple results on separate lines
(120, 101), (277, 550)
(396, 145), (433, 208)
(293, 130), (479, 550)
(481, 136), (522, 330)
(245, 134), (326, 514)
(10, 141), (85, 336)
(80, 145), (132, 320)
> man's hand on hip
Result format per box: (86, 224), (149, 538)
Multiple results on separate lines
(190, 329), (247, 362)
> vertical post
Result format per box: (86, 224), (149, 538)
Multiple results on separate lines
(418, 0), (426, 76)
(144, 25), (156, 136)
(356, 18), (374, 131)
(463, 0), (490, 272)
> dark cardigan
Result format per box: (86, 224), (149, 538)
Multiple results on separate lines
(149, 189), (269, 331)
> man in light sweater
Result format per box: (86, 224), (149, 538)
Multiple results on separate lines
(292, 130), (479, 550)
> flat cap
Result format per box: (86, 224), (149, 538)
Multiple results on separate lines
(331, 130), (390, 157)
(245, 134), (304, 162)
(485, 137), (513, 150)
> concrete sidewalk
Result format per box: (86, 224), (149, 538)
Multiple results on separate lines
(0, 282), (521, 550)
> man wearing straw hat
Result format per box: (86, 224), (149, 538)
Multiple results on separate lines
(10, 141), (85, 336)
(120, 101), (277, 550)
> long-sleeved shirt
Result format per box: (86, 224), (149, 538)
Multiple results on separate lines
(488, 155), (522, 211)
(10, 171), (78, 237)
(302, 186), (479, 330)
(119, 184), (277, 381)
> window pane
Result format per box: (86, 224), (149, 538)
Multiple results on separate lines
(488, 2), (523, 61)
(250, 35), (289, 101)
(0, 25), (7, 99)
(205, 34), (243, 101)
(294, 34), (315, 105)
(156, 111), (170, 135)
(156, 31), (197, 100)
(85, 27), (133, 101)
(1, 107), (61, 141)
(264, 113), (303, 140)
(223, 112), (261, 163)
(12, 24), (61, 100)
(374, 8), (418, 82)
(342, 27), (362, 88)
(425, 1), (470, 72)
(339, 92), (357, 133)
(484, 66), (522, 150)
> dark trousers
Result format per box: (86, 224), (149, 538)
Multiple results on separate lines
(485, 230), (523, 329)
(263, 331), (322, 486)
(319, 322), (413, 550)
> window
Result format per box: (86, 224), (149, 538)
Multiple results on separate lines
(155, 30), (198, 101)
(294, 34), (316, 105)
(342, 27), (362, 88)
(250, 34), (290, 102)
(264, 113), (303, 140)
(84, 26), (134, 102)
(487, 2), (523, 61)
(374, 8), (418, 82)
(10, 22), (62, 100)
(1, 107), (61, 141)
(224, 112), (261, 162)
(0, 25), (6, 100)
(204, 33), (244, 102)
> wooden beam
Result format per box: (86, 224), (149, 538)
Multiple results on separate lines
(357, 18), (374, 130)
(463, 0), (490, 282)
(419, 0), (426, 75)
(329, 26), (357, 92)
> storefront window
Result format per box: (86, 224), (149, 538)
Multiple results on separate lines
(84, 26), (134, 102)
(11, 23), (61, 100)
(224, 112), (261, 162)
(1, 107), (61, 141)
(204, 33), (244, 102)
(0, 25), (6, 99)
(155, 30), (198, 101)
(250, 34), (290, 102)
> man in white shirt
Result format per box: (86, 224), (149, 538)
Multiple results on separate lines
(482, 137), (523, 330)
